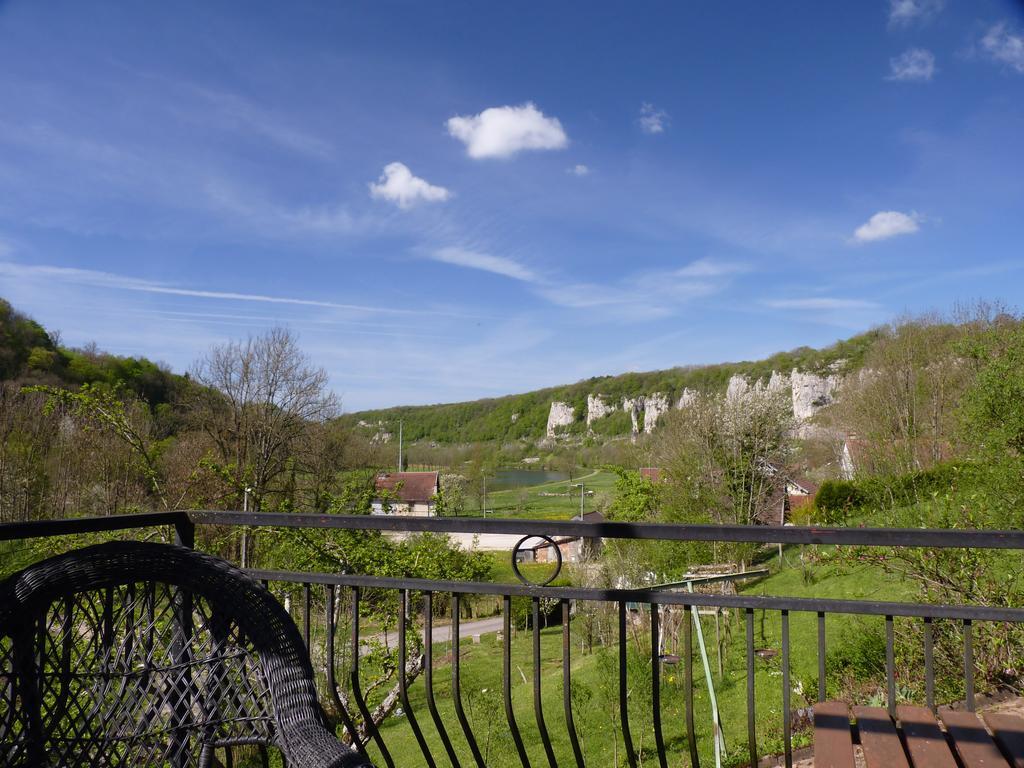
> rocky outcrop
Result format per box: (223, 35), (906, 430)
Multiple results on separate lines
(622, 396), (644, 437)
(676, 388), (698, 409)
(791, 370), (840, 421)
(544, 368), (842, 440)
(545, 401), (575, 437)
(643, 392), (670, 433)
(586, 394), (616, 425)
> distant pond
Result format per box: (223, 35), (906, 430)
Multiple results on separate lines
(487, 469), (570, 491)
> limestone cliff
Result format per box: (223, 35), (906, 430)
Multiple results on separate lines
(586, 394), (616, 425)
(548, 369), (843, 440)
(545, 401), (575, 437)
(643, 393), (670, 433)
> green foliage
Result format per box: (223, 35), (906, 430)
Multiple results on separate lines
(24, 382), (168, 507)
(588, 409), (632, 436)
(0, 299), (55, 379)
(814, 480), (864, 524)
(960, 320), (1024, 457)
(606, 467), (661, 522)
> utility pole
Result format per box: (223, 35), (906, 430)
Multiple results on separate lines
(398, 419), (403, 471)
(241, 486), (252, 568)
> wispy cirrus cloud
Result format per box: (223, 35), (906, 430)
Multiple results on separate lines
(0, 261), (470, 317)
(369, 162), (450, 209)
(537, 257), (747, 320)
(887, 49), (936, 81)
(430, 247), (539, 282)
(765, 297), (879, 310)
(446, 103), (568, 159)
(674, 257), (751, 278)
(852, 210), (922, 243)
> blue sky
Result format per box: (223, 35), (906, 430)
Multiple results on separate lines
(1, 1), (1023, 411)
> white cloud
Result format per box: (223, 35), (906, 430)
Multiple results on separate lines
(765, 298), (878, 310)
(368, 162), (450, 209)
(888, 0), (943, 27)
(852, 211), (922, 242)
(446, 103), (568, 159)
(638, 103), (669, 134)
(431, 247), (538, 282)
(887, 48), (936, 81)
(980, 22), (1024, 74)
(568, 164), (590, 176)
(674, 258), (751, 278)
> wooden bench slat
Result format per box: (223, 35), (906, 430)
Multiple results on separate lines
(853, 706), (911, 768)
(941, 709), (1009, 767)
(983, 713), (1024, 768)
(814, 701), (857, 768)
(898, 705), (959, 768)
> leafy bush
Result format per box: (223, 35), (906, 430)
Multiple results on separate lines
(814, 480), (865, 523)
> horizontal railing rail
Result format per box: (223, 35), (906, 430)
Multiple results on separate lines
(4, 509), (1023, 768)
(7, 508), (1024, 549)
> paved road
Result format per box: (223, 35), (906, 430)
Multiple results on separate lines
(362, 615), (504, 653)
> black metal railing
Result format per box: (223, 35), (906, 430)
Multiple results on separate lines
(5, 510), (1024, 767)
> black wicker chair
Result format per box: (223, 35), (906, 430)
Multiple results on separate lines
(0, 541), (372, 768)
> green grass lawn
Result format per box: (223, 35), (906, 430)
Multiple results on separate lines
(359, 548), (914, 767)
(482, 469), (618, 519)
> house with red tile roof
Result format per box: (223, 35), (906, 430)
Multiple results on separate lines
(372, 471), (439, 516)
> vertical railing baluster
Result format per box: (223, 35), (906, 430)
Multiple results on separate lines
(885, 615), (895, 719)
(325, 585), (365, 759)
(424, 592), (461, 767)
(924, 617), (935, 713)
(504, 595), (531, 768)
(746, 607), (757, 768)
(817, 611), (826, 703)
(452, 594), (486, 767)
(782, 609), (792, 768)
(399, 590), (436, 768)
(302, 583), (311, 649)
(651, 604), (668, 768)
(684, 603), (698, 768)
(533, 597), (558, 768)
(619, 601), (639, 768)
(964, 619), (975, 712)
(562, 600), (585, 767)
(350, 587), (394, 768)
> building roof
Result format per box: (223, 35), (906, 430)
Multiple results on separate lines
(374, 471), (439, 503)
(787, 475), (819, 496)
(639, 467), (663, 483)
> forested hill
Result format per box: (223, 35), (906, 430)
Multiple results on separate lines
(0, 298), (190, 430)
(339, 330), (885, 444)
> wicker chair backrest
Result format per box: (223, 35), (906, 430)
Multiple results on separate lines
(0, 541), (364, 768)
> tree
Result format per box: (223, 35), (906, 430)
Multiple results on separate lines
(654, 383), (793, 566)
(189, 328), (338, 511)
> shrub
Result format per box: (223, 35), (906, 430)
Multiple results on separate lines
(814, 480), (864, 523)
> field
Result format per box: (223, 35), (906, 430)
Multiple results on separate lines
(482, 469), (619, 519)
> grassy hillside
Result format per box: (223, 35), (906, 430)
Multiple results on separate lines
(340, 329), (884, 444)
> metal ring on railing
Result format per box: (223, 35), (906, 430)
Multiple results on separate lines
(511, 534), (563, 586)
